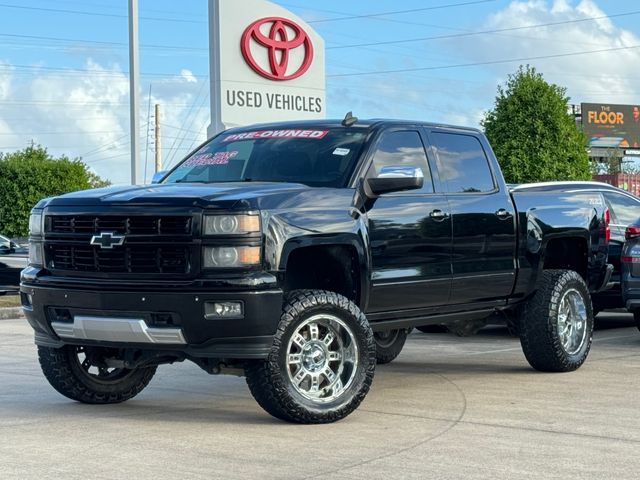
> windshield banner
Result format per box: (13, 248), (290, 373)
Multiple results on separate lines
(222, 129), (329, 142)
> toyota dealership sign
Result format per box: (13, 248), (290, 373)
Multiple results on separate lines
(207, 0), (325, 136)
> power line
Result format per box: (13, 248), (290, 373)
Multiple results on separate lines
(44, 0), (204, 19)
(183, 122), (209, 156)
(0, 99), (207, 107)
(0, 32), (206, 52)
(328, 44), (640, 77)
(162, 123), (209, 135)
(326, 9), (640, 50)
(0, 130), (124, 135)
(0, 63), (207, 79)
(0, 3), (205, 23)
(306, 0), (497, 23)
(164, 77), (209, 167)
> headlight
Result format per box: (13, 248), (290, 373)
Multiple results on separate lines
(28, 242), (43, 267)
(29, 212), (43, 236)
(202, 246), (261, 268)
(203, 214), (260, 235)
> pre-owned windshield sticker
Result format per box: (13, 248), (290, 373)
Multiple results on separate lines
(183, 151), (238, 166)
(222, 129), (329, 142)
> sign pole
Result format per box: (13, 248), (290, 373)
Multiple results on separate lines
(207, 0), (225, 138)
(128, 0), (140, 184)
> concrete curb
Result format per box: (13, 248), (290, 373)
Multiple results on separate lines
(0, 307), (23, 320)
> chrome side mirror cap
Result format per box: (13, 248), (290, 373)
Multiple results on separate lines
(367, 166), (424, 195)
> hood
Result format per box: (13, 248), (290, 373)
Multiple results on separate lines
(38, 182), (314, 210)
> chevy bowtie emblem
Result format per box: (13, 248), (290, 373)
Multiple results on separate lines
(90, 231), (125, 249)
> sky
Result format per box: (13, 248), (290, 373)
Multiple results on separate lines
(0, 0), (639, 184)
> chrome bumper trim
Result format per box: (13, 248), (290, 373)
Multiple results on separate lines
(51, 315), (186, 345)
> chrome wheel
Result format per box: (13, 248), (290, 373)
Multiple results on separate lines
(557, 288), (588, 355)
(286, 314), (358, 403)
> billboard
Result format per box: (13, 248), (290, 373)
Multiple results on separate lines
(207, 0), (325, 136)
(581, 103), (640, 149)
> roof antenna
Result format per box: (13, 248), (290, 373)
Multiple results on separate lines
(342, 111), (358, 127)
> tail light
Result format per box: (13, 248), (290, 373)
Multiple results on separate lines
(621, 256), (640, 263)
(625, 225), (640, 241)
(604, 208), (611, 243)
(623, 224), (640, 264)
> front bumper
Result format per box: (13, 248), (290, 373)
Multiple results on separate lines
(20, 283), (282, 359)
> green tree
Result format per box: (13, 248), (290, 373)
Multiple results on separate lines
(0, 145), (111, 237)
(482, 65), (590, 184)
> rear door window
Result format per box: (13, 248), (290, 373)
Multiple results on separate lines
(430, 132), (495, 193)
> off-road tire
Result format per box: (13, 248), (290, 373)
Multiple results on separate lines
(38, 345), (157, 404)
(245, 290), (376, 424)
(519, 270), (593, 372)
(374, 329), (408, 364)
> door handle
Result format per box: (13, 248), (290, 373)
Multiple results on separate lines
(495, 208), (511, 219)
(429, 209), (448, 221)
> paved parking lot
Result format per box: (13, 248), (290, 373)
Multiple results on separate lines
(2, 313), (640, 480)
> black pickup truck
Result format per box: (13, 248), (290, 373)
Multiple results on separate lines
(21, 118), (610, 423)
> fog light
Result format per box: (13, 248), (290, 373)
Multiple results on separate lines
(204, 301), (244, 319)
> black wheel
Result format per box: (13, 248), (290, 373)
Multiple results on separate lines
(245, 290), (376, 424)
(416, 325), (449, 334)
(519, 270), (593, 372)
(634, 310), (640, 333)
(37, 345), (156, 404)
(373, 329), (408, 364)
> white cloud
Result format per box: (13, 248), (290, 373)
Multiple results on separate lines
(445, 0), (640, 105)
(328, 0), (640, 130)
(0, 59), (210, 184)
(180, 69), (198, 83)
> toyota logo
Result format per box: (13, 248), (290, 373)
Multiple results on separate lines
(90, 232), (125, 249)
(241, 17), (314, 81)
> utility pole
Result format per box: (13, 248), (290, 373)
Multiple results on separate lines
(154, 104), (161, 172)
(128, 0), (140, 184)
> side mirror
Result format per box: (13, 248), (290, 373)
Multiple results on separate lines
(367, 166), (424, 196)
(151, 171), (167, 184)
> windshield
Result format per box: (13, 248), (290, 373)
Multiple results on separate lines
(163, 127), (368, 188)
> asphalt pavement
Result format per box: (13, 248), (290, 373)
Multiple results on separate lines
(1, 312), (639, 480)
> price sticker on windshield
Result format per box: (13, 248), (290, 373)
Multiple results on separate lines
(184, 151), (238, 166)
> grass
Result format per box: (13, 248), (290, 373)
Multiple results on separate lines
(0, 295), (21, 308)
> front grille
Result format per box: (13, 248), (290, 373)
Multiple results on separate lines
(46, 244), (190, 274)
(47, 215), (192, 235)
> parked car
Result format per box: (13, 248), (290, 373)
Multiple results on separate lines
(621, 221), (640, 330)
(21, 118), (610, 423)
(0, 234), (28, 294)
(511, 181), (640, 314)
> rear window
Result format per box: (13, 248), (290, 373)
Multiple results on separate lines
(164, 128), (368, 188)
